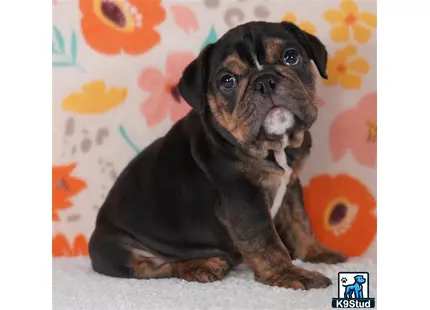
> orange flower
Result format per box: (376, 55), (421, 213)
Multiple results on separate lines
(139, 52), (194, 126)
(324, 0), (377, 44)
(304, 174), (376, 257)
(52, 233), (89, 257)
(79, 0), (166, 55)
(52, 163), (87, 221)
(324, 45), (370, 89)
(282, 12), (317, 35)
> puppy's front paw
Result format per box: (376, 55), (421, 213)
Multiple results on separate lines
(176, 257), (230, 283)
(256, 266), (332, 290)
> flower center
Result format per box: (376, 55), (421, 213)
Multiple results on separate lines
(324, 199), (359, 236)
(165, 83), (174, 93)
(166, 83), (181, 103)
(56, 178), (69, 191)
(367, 121), (377, 142)
(344, 13), (357, 25)
(101, 0), (126, 27)
(336, 64), (347, 74)
(329, 203), (347, 226)
(95, 0), (142, 32)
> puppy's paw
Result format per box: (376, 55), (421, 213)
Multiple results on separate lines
(177, 257), (230, 283)
(257, 266), (332, 290)
(303, 243), (348, 264)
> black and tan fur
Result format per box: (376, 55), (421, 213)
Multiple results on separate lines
(88, 21), (346, 290)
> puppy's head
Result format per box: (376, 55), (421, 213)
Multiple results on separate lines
(178, 21), (327, 155)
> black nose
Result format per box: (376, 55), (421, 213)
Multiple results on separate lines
(254, 73), (277, 96)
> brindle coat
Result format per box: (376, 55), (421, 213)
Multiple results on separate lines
(88, 21), (346, 290)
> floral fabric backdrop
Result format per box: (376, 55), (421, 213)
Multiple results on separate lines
(52, 0), (377, 259)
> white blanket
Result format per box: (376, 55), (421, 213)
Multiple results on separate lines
(53, 243), (376, 310)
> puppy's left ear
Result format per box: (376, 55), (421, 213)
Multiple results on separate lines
(177, 44), (215, 114)
(282, 21), (328, 79)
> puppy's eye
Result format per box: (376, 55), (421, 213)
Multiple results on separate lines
(282, 49), (301, 66)
(220, 74), (237, 91)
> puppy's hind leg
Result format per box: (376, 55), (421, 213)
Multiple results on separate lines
(89, 224), (137, 278)
(90, 224), (231, 282)
(89, 222), (176, 279)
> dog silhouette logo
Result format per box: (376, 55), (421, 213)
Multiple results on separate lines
(332, 272), (375, 308)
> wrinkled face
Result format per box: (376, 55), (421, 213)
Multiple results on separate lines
(178, 21), (328, 156)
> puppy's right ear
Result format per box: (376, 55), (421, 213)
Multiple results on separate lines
(281, 21), (328, 79)
(177, 44), (215, 114)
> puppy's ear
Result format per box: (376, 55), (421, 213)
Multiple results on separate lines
(281, 21), (328, 79)
(177, 44), (215, 114)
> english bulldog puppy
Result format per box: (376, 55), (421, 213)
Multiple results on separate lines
(89, 21), (347, 290)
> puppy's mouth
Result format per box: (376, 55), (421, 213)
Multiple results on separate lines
(262, 107), (296, 137)
(260, 95), (311, 133)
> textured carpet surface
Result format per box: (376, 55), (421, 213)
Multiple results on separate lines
(53, 244), (376, 310)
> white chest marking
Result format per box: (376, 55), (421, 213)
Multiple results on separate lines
(270, 149), (292, 219)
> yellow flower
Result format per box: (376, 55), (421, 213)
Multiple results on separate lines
(62, 80), (127, 114)
(324, 0), (377, 44)
(323, 45), (370, 89)
(282, 12), (317, 35)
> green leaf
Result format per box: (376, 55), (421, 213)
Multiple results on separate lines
(70, 31), (78, 64)
(52, 26), (65, 55)
(200, 26), (217, 51)
(119, 125), (141, 155)
(52, 61), (74, 67)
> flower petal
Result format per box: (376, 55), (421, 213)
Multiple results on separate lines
(171, 5), (199, 33)
(335, 45), (357, 61)
(340, 0), (358, 16)
(165, 52), (195, 84)
(330, 109), (357, 162)
(133, 0), (166, 28)
(340, 73), (361, 89)
(324, 9), (344, 24)
(358, 12), (377, 28)
(299, 21), (317, 35)
(282, 12), (297, 23)
(53, 163), (77, 181)
(140, 93), (171, 127)
(330, 92), (377, 167)
(323, 58), (340, 86)
(81, 16), (121, 55)
(121, 28), (161, 55)
(331, 24), (349, 43)
(52, 234), (73, 257)
(352, 23), (372, 44)
(62, 81), (127, 114)
(72, 234), (89, 256)
(138, 68), (165, 92)
(348, 57), (370, 74)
